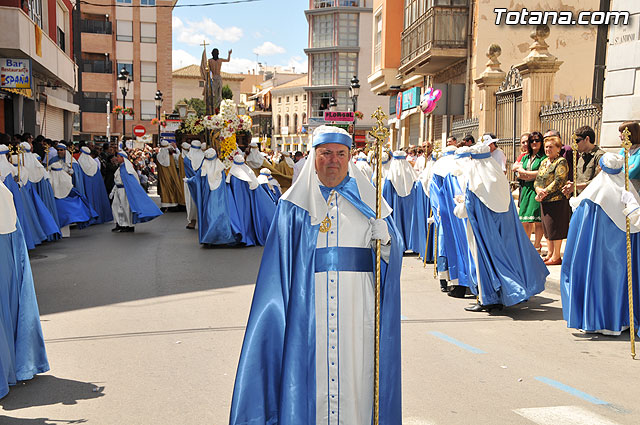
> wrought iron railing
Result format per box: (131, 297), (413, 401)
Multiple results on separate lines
(539, 98), (602, 144)
(400, 6), (468, 66)
(450, 117), (478, 142)
(313, 0), (359, 8)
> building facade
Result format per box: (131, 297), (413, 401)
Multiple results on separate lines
(74, 0), (175, 141)
(172, 65), (245, 109)
(371, 0), (600, 151)
(305, 0), (385, 146)
(0, 0), (78, 140)
(271, 75), (309, 152)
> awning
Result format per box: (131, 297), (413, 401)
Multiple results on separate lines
(248, 87), (272, 100)
(1, 87), (33, 98)
(400, 106), (420, 121)
(46, 95), (80, 113)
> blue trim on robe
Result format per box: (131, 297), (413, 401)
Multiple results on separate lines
(465, 191), (548, 306)
(119, 164), (163, 224)
(229, 190), (403, 425)
(71, 163), (86, 198)
(79, 168), (113, 225)
(0, 220), (50, 398)
(55, 188), (99, 229)
(409, 181), (435, 261)
(382, 180), (413, 252)
(561, 199), (640, 335)
(33, 179), (61, 241)
(227, 177), (277, 246)
(186, 171), (238, 245)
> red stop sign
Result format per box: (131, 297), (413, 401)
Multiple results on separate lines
(133, 125), (146, 137)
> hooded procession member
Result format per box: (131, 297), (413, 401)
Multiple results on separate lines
(225, 154), (276, 246)
(409, 147), (436, 263)
(110, 151), (162, 232)
(229, 125), (403, 425)
(257, 168), (282, 203)
(156, 140), (185, 209)
(184, 140), (204, 229)
(77, 146), (113, 225)
(0, 179), (50, 398)
(454, 144), (548, 312)
(186, 148), (238, 246)
(354, 151), (374, 181)
(561, 153), (640, 335)
(382, 150), (417, 252)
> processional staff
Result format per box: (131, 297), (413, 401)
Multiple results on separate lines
(621, 127), (636, 359)
(571, 134), (579, 198)
(368, 106), (389, 425)
(11, 145), (23, 182)
(424, 140), (442, 269)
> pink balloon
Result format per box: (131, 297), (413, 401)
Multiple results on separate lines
(432, 89), (442, 102)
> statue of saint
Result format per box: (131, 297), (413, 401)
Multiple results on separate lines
(206, 48), (231, 113)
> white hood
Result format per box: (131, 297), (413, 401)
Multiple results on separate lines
(385, 151), (417, 197)
(0, 179), (17, 234)
(201, 148), (226, 190)
(226, 155), (260, 190)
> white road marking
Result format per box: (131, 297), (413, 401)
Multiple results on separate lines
(513, 406), (621, 425)
(403, 418), (438, 425)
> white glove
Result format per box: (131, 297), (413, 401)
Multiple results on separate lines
(370, 218), (390, 245)
(109, 185), (116, 200)
(621, 190), (636, 206)
(183, 177), (188, 182)
(427, 216), (435, 225)
(569, 196), (581, 211)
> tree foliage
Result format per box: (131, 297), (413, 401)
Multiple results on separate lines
(222, 85), (233, 100)
(173, 98), (206, 117)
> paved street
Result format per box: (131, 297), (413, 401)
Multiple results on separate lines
(1, 204), (639, 425)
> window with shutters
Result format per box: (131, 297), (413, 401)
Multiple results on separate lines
(56, 2), (68, 52)
(141, 100), (156, 120)
(338, 13), (358, 47)
(116, 20), (133, 42)
(140, 23), (156, 43)
(312, 14), (334, 48)
(312, 53), (333, 86)
(140, 62), (156, 82)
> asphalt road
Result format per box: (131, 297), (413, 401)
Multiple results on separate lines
(1, 204), (639, 425)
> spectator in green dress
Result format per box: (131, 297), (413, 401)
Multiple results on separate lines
(513, 131), (546, 252)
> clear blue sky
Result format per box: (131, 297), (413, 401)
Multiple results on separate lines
(172, 0), (309, 74)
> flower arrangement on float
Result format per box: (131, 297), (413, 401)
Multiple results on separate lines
(202, 99), (253, 168)
(354, 110), (364, 120)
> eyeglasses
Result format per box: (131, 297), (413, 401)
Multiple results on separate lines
(530, 139), (541, 144)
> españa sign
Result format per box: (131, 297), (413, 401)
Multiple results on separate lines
(0, 58), (32, 89)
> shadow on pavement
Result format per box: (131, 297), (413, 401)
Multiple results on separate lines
(0, 417), (87, 424)
(0, 375), (104, 411)
(28, 210), (265, 315)
(491, 296), (564, 321)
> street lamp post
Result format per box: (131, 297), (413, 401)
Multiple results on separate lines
(329, 96), (337, 112)
(117, 67), (131, 142)
(154, 90), (163, 147)
(350, 75), (360, 144)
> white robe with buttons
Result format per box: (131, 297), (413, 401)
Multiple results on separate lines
(315, 190), (374, 425)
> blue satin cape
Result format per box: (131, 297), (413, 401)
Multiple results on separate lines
(382, 179), (414, 252)
(119, 164), (163, 224)
(3, 176), (40, 250)
(0, 220), (50, 398)
(186, 172), (238, 245)
(409, 181), (435, 261)
(227, 176), (277, 246)
(465, 191), (549, 306)
(183, 156), (195, 179)
(55, 188), (98, 229)
(429, 174), (472, 285)
(79, 168), (113, 225)
(229, 181), (403, 425)
(33, 179), (61, 241)
(560, 200), (640, 334)
(260, 183), (280, 204)
(71, 163), (86, 198)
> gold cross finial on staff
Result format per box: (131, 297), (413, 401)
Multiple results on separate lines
(621, 126), (636, 359)
(200, 39), (209, 51)
(368, 107), (389, 143)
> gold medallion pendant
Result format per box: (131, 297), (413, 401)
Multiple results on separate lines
(319, 215), (332, 233)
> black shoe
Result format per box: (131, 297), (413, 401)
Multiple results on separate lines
(111, 225), (122, 232)
(440, 279), (448, 292)
(119, 226), (135, 233)
(464, 303), (503, 312)
(447, 285), (467, 298)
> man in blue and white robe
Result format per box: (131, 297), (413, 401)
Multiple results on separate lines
(184, 140), (205, 229)
(230, 126), (403, 425)
(382, 150), (417, 252)
(76, 146), (113, 225)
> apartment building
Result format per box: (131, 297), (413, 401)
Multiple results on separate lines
(371, 0), (600, 149)
(0, 0), (78, 139)
(305, 0), (384, 147)
(74, 0), (175, 141)
(271, 75), (309, 151)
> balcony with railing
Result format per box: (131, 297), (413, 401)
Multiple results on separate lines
(82, 60), (112, 74)
(80, 19), (112, 35)
(399, 6), (468, 75)
(312, 0), (360, 8)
